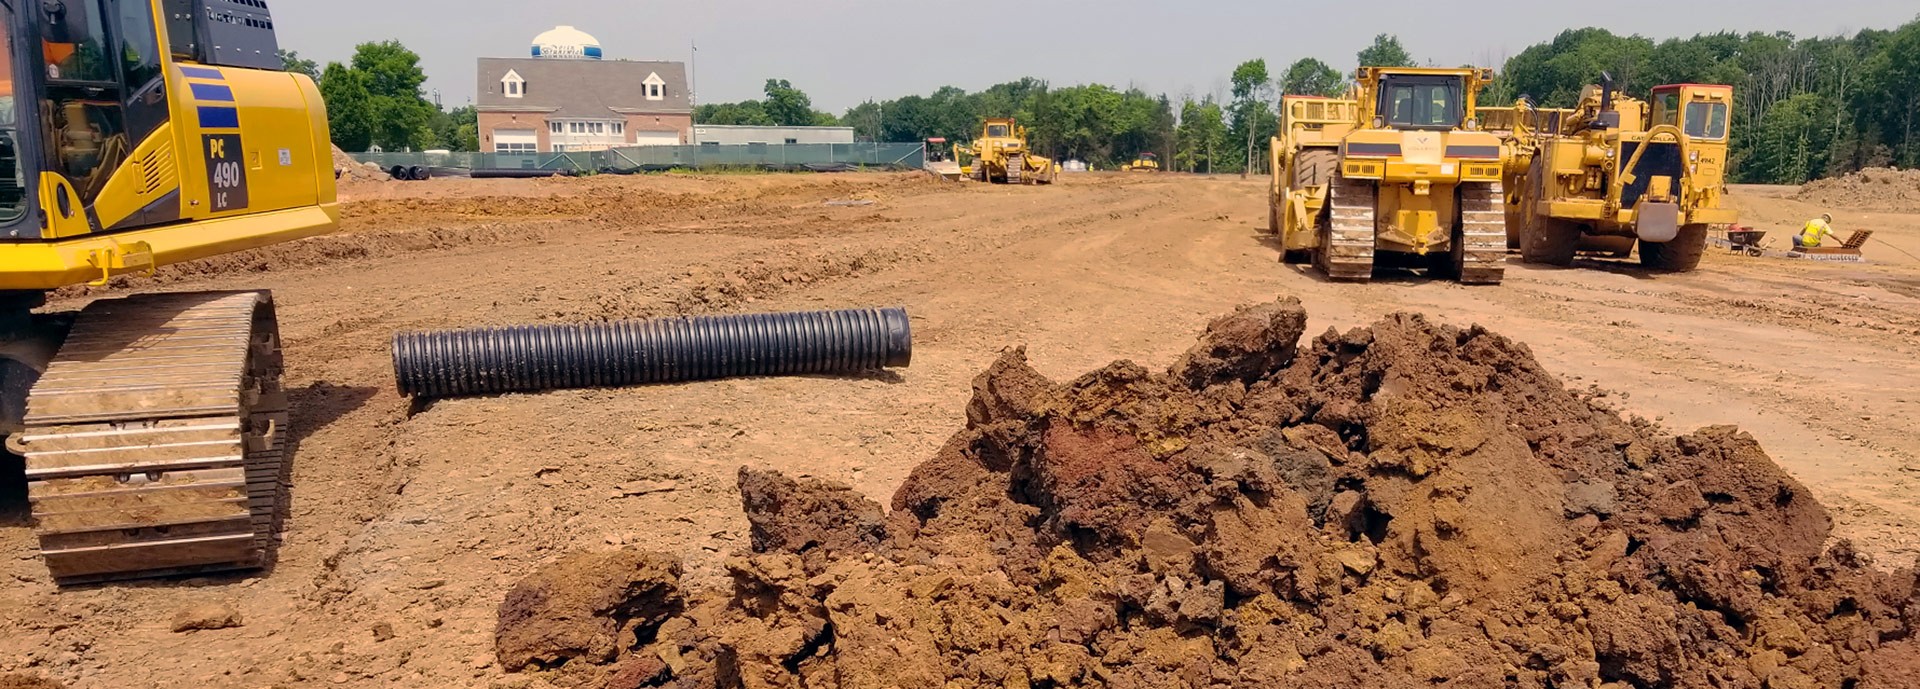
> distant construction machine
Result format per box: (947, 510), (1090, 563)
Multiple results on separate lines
(2, 0), (339, 584)
(1483, 77), (1738, 272)
(1269, 67), (1509, 284)
(1122, 152), (1161, 172)
(958, 118), (1056, 185)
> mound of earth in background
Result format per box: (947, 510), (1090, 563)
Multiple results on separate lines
(502, 298), (1920, 689)
(1797, 166), (1920, 212)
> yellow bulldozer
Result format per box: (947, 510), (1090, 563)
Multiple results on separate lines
(1122, 152), (1161, 172)
(1269, 67), (1508, 284)
(1, 0), (340, 584)
(1484, 76), (1737, 272)
(957, 118), (1056, 185)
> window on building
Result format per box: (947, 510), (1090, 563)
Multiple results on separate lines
(785, 138), (799, 145)
(550, 122), (563, 134)
(645, 73), (666, 101)
(570, 122), (583, 133)
(502, 70), (526, 99)
(496, 142), (536, 154)
(613, 122), (624, 134)
(591, 122), (605, 134)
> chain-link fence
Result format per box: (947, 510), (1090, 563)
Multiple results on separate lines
(349, 143), (926, 175)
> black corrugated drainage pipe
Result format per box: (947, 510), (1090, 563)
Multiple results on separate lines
(392, 307), (911, 398)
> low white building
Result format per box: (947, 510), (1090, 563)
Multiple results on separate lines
(692, 125), (856, 145)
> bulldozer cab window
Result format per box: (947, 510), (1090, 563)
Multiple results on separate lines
(987, 124), (1009, 138)
(1684, 101), (1728, 140)
(1378, 76), (1462, 131)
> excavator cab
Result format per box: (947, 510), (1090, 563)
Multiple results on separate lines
(0, 0), (334, 288)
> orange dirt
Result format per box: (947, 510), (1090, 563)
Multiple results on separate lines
(503, 299), (1918, 688)
(1, 171), (1916, 688)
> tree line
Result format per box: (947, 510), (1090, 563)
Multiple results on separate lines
(304, 18), (1920, 183)
(1487, 21), (1920, 184)
(286, 43), (477, 153)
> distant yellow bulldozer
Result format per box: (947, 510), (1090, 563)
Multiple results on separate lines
(1482, 76), (1738, 272)
(957, 118), (1057, 185)
(1268, 67), (1509, 284)
(1122, 152), (1162, 172)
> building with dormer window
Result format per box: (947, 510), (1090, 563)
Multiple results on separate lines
(475, 26), (692, 153)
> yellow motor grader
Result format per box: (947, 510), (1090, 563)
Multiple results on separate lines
(1269, 67), (1509, 284)
(1484, 77), (1738, 272)
(957, 118), (1056, 185)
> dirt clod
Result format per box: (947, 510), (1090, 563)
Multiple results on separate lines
(494, 548), (684, 671)
(736, 468), (886, 573)
(0, 675), (66, 689)
(170, 603), (243, 632)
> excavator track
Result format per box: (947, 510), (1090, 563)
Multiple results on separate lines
(1456, 181), (1508, 285)
(21, 292), (288, 585)
(1322, 177), (1377, 281)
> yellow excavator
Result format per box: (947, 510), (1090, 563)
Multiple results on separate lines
(1, 0), (338, 584)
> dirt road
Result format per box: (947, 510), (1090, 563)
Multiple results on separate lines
(2, 171), (1915, 687)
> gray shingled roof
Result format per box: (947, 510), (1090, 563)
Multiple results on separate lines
(477, 58), (690, 117)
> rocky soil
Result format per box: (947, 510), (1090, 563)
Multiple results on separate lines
(495, 299), (1920, 688)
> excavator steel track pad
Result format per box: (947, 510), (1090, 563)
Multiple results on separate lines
(21, 291), (288, 585)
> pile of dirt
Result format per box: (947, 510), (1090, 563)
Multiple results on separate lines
(501, 298), (1920, 688)
(332, 144), (391, 182)
(1797, 167), (1920, 212)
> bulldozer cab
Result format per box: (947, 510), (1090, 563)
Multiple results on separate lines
(985, 121), (1012, 139)
(1356, 67), (1494, 133)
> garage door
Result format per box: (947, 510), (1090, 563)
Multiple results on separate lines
(634, 131), (681, 146)
(493, 129), (537, 153)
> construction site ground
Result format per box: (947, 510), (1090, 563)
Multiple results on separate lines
(1, 171), (1917, 687)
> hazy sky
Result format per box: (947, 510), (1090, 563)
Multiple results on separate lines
(275, 1), (1917, 113)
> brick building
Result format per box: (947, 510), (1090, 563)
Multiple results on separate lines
(475, 26), (692, 153)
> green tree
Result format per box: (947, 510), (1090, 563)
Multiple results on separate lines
(318, 63), (373, 152)
(763, 79), (815, 127)
(1357, 34), (1415, 68)
(1226, 59), (1275, 175)
(277, 49), (319, 81)
(432, 105), (478, 151)
(1745, 93), (1832, 184)
(1281, 58), (1346, 96)
(694, 101), (775, 125)
(341, 40), (437, 150)
(1175, 98), (1228, 173)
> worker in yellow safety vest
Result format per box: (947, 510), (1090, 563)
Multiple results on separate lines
(1796, 213), (1837, 249)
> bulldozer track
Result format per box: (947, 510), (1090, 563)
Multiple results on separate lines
(1457, 181), (1508, 284)
(1007, 154), (1025, 185)
(1323, 177), (1376, 281)
(21, 291), (288, 585)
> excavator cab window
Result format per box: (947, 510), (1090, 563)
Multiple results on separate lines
(1377, 75), (1463, 131)
(986, 123), (1009, 138)
(0, 0), (30, 226)
(29, 0), (167, 215)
